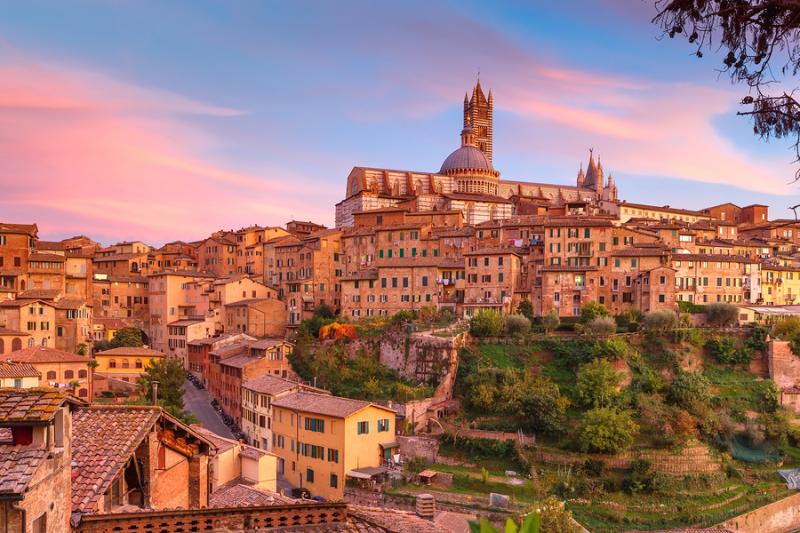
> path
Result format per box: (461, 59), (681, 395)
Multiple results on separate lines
(182, 379), (234, 439)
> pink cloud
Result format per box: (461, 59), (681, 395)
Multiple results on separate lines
(0, 57), (332, 244)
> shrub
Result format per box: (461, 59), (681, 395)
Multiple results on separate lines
(704, 303), (738, 327)
(470, 309), (504, 337)
(583, 459), (605, 477)
(580, 301), (609, 323)
(578, 408), (639, 453)
(705, 336), (752, 365)
(582, 316), (617, 337)
(623, 459), (655, 494)
(615, 308), (642, 332)
(390, 309), (416, 326)
(517, 299), (534, 320)
(641, 310), (679, 334)
(592, 337), (628, 360)
(668, 371), (711, 414)
(576, 359), (622, 408)
(505, 314), (532, 335)
(745, 324), (769, 352)
(773, 316), (800, 340)
(678, 300), (706, 314)
(542, 308), (561, 334)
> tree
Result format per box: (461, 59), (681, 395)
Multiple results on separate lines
(470, 309), (504, 337)
(667, 371), (711, 414)
(138, 357), (187, 413)
(517, 299), (534, 321)
(641, 310), (678, 334)
(504, 374), (569, 433)
(76, 343), (88, 356)
(578, 407), (639, 453)
(505, 314), (531, 335)
(576, 359), (622, 409)
(653, 1), (800, 178)
(774, 316), (800, 340)
(469, 514), (542, 533)
(582, 316), (617, 337)
(580, 302), (609, 324)
(704, 303), (738, 327)
(110, 327), (144, 348)
(542, 308), (560, 334)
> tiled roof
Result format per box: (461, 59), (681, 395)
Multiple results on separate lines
(7, 346), (90, 364)
(95, 347), (165, 357)
(55, 298), (90, 310)
(0, 298), (44, 308)
(92, 317), (134, 330)
(0, 446), (48, 495)
(0, 388), (74, 424)
(619, 201), (709, 217)
(272, 391), (391, 419)
(209, 342), (250, 358)
(71, 405), (162, 513)
(249, 338), (291, 350)
(167, 318), (206, 326)
(0, 362), (40, 378)
(672, 253), (756, 264)
(209, 480), (293, 508)
(340, 269), (379, 281)
(612, 247), (669, 257)
(189, 425), (237, 452)
(219, 353), (259, 369)
(36, 240), (66, 251)
(18, 288), (61, 300)
(464, 247), (526, 256)
(242, 374), (298, 395)
(224, 298), (273, 307)
(28, 252), (65, 262)
(0, 223), (37, 236)
(348, 506), (450, 532)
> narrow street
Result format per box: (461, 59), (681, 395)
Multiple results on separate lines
(182, 379), (234, 439)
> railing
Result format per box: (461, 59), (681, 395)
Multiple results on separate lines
(76, 502), (348, 533)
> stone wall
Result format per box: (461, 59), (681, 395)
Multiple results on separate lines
(719, 491), (800, 533)
(769, 339), (800, 389)
(398, 435), (439, 462)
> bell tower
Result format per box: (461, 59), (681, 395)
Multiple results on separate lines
(463, 78), (493, 164)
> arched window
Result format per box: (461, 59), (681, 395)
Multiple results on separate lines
(78, 388), (88, 398)
(41, 338), (47, 347)
(46, 371), (56, 380)
(135, 359), (143, 369)
(64, 370), (74, 379)
(78, 369), (87, 378)
(28, 338), (35, 348)
(108, 359), (117, 369)
(11, 338), (21, 351)
(122, 359), (130, 369)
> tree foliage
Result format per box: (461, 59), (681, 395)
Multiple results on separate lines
(578, 407), (639, 453)
(542, 308), (561, 333)
(576, 359), (622, 408)
(517, 299), (534, 321)
(582, 316), (617, 338)
(580, 302), (609, 324)
(470, 309), (504, 337)
(138, 356), (186, 412)
(641, 310), (678, 334)
(505, 314), (532, 335)
(704, 303), (739, 327)
(667, 371), (711, 414)
(654, 0), (800, 177)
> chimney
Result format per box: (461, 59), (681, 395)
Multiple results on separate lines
(415, 494), (435, 520)
(151, 380), (160, 406)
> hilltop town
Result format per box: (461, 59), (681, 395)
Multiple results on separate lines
(5, 82), (800, 533)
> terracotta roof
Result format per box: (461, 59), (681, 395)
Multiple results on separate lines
(218, 353), (259, 369)
(0, 362), (40, 378)
(672, 253), (756, 264)
(189, 425), (238, 452)
(0, 446), (48, 496)
(464, 247), (526, 256)
(0, 223), (37, 236)
(0, 327), (28, 337)
(249, 338), (291, 350)
(28, 252), (65, 262)
(224, 298), (274, 307)
(55, 298), (90, 310)
(540, 265), (599, 272)
(209, 480), (293, 508)
(210, 343), (249, 358)
(36, 240), (65, 251)
(148, 270), (217, 279)
(0, 388), (74, 424)
(611, 248), (669, 257)
(95, 347), (165, 357)
(272, 391), (391, 419)
(92, 317), (134, 330)
(0, 299), (44, 308)
(348, 506), (450, 532)
(242, 374), (299, 395)
(339, 269), (380, 281)
(71, 405), (162, 513)
(18, 289), (61, 300)
(6, 346), (90, 364)
(619, 201), (709, 217)
(167, 318), (206, 326)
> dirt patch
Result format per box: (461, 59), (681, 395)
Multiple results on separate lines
(678, 345), (705, 372)
(748, 352), (769, 377)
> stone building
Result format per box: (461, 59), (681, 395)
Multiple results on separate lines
(5, 346), (93, 399)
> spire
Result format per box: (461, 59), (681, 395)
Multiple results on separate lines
(488, 88), (493, 104)
(584, 149), (599, 190)
(461, 117), (475, 147)
(576, 162), (585, 187)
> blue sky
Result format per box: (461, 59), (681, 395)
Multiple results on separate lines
(1, 0), (798, 244)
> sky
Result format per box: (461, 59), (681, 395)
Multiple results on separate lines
(1, 0), (799, 245)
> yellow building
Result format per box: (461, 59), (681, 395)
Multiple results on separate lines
(93, 346), (165, 383)
(271, 391), (397, 500)
(761, 264), (800, 306)
(0, 361), (40, 388)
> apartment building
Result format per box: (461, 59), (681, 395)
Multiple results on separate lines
(147, 271), (216, 353)
(93, 346), (165, 383)
(463, 248), (524, 316)
(223, 297), (286, 337)
(5, 345), (92, 398)
(673, 254), (759, 304)
(0, 222), (36, 295)
(271, 391), (398, 500)
(0, 299), (56, 348)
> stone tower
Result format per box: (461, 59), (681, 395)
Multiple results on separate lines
(463, 79), (493, 164)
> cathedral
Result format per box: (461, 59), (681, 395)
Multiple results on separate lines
(335, 80), (619, 228)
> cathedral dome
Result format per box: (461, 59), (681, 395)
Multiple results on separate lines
(440, 144), (494, 174)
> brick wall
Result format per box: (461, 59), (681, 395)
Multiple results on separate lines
(769, 339), (800, 389)
(719, 491), (800, 533)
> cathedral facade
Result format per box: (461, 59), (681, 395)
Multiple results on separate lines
(335, 81), (618, 228)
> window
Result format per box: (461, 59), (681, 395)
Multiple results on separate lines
(328, 448), (339, 463)
(32, 513), (47, 533)
(306, 468), (315, 483)
(330, 473), (338, 488)
(357, 421), (369, 434)
(377, 418), (390, 432)
(46, 371), (56, 380)
(135, 359), (143, 369)
(64, 370), (74, 379)
(304, 417), (325, 433)
(109, 359), (117, 369)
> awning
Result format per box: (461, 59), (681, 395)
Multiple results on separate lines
(346, 466), (389, 479)
(379, 441), (399, 450)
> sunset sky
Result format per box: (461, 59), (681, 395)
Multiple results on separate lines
(2, 0), (799, 245)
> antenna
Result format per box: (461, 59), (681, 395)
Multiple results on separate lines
(790, 204), (800, 221)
